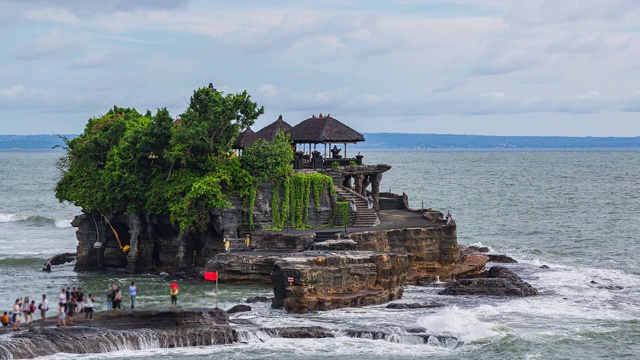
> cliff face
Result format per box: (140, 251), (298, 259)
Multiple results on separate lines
(271, 251), (412, 313)
(72, 180), (334, 274)
(348, 223), (462, 284)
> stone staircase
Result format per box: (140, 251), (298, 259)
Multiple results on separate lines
(334, 186), (380, 228)
(225, 237), (249, 252)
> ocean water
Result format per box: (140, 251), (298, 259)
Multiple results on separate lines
(1, 149), (639, 359)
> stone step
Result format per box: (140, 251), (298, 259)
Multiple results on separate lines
(333, 184), (379, 228)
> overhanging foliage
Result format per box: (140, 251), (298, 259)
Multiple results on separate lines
(55, 86), (282, 233)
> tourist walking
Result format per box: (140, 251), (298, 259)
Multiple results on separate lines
(77, 288), (85, 313)
(65, 287), (71, 312)
(21, 297), (30, 324)
(170, 283), (179, 310)
(106, 286), (114, 310)
(39, 294), (49, 322)
(112, 284), (122, 310)
(84, 294), (95, 319)
(56, 304), (66, 328)
(58, 288), (66, 311)
(28, 300), (36, 328)
(12, 299), (21, 331)
(129, 282), (138, 309)
(66, 294), (76, 325)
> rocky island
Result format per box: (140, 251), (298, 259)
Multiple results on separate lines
(54, 85), (505, 313)
(25, 84), (537, 358)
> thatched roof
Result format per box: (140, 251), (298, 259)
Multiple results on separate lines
(289, 114), (365, 144)
(256, 115), (292, 141)
(233, 127), (259, 149)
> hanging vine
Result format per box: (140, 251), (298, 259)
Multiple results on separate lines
(335, 201), (350, 228)
(269, 172), (335, 230)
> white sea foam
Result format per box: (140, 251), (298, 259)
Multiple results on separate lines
(38, 337), (453, 359)
(0, 213), (25, 222)
(55, 219), (72, 228)
(416, 306), (502, 343)
(468, 241), (494, 252)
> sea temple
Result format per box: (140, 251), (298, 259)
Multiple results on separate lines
(70, 110), (488, 313)
(0, 86), (541, 358)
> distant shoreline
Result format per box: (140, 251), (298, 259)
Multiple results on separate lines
(2, 134), (640, 150)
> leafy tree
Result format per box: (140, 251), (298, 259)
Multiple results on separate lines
(165, 88), (264, 171)
(241, 130), (293, 183)
(55, 86), (273, 234)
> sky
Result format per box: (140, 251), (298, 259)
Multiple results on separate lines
(1, 0), (640, 136)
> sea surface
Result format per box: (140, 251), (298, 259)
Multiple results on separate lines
(1, 149), (639, 359)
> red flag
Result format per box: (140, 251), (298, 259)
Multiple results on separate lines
(204, 271), (218, 281)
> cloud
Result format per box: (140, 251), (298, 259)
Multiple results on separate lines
(3, 1), (640, 135)
(0, 84), (26, 98)
(71, 51), (117, 69)
(258, 84), (278, 98)
(13, 28), (84, 60)
(11, 0), (187, 15)
(25, 8), (79, 25)
(505, 0), (640, 27)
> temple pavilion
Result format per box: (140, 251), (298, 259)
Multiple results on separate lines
(233, 113), (389, 222)
(234, 113), (366, 170)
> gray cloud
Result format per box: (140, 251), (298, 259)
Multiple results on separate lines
(13, 28), (85, 60)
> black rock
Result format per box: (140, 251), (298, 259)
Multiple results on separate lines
(406, 326), (427, 333)
(439, 266), (538, 297)
(467, 246), (490, 253)
(596, 285), (624, 290)
(540, 265), (550, 269)
(245, 296), (270, 303)
(260, 326), (334, 338)
(227, 304), (252, 314)
(386, 302), (445, 309)
(487, 254), (517, 263)
(345, 328), (462, 349)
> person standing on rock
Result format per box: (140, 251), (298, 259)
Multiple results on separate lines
(77, 288), (84, 313)
(39, 294), (48, 322)
(28, 300), (36, 328)
(58, 289), (66, 313)
(12, 299), (21, 331)
(21, 297), (30, 324)
(106, 286), (114, 311)
(129, 282), (138, 309)
(84, 294), (95, 319)
(56, 304), (66, 328)
(113, 284), (122, 310)
(66, 293), (76, 325)
(170, 283), (179, 310)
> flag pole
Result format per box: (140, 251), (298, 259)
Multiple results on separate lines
(215, 273), (219, 310)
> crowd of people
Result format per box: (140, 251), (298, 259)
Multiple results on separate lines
(1, 282), (140, 331)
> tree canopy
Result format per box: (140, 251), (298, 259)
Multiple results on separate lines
(55, 86), (293, 232)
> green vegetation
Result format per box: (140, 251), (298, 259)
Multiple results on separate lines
(331, 161), (340, 167)
(270, 173), (335, 230)
(335, 201), (350, 228)
(54, 86), (300, 233)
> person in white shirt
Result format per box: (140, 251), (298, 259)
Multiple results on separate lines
(129, 282), (138, 309)
(84, 294), (95, 319)
(58, 289), (67, 313)
(39, 294), (49, 322)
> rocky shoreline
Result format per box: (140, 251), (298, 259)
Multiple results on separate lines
(0, 308), (463, 359)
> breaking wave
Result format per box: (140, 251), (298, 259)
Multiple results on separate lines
(0, 212), (72, 228)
